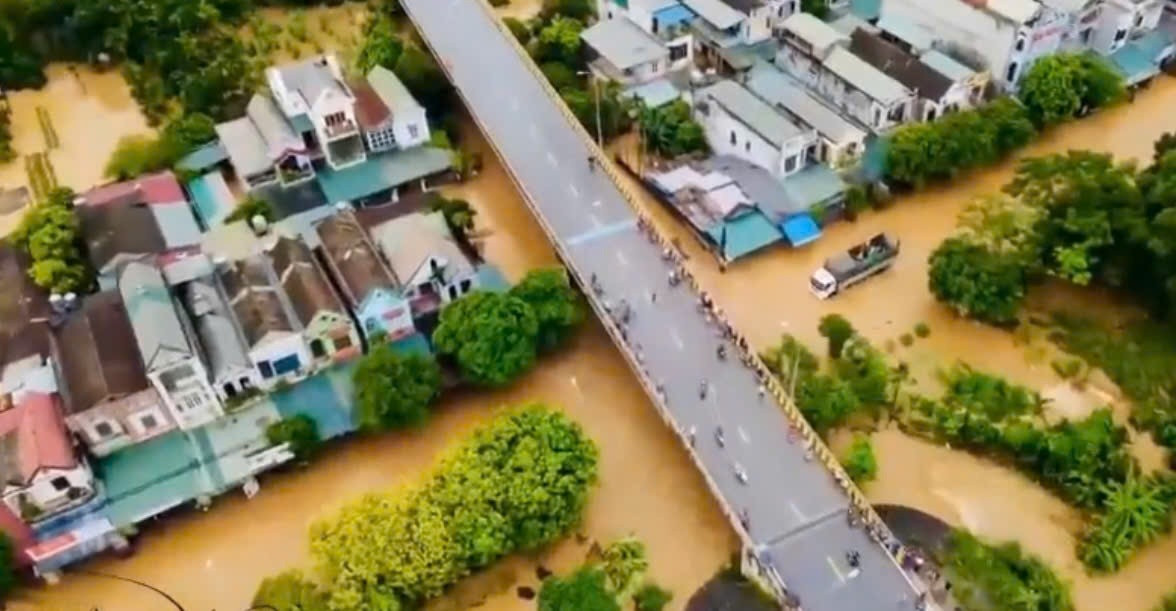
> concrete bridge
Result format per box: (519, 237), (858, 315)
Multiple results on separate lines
(399, 1), (933, 608)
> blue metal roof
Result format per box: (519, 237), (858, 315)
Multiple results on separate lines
(176, 141), (228, 173)
(779, 163), (846, 210)
(654, 3), (696, 27)
(1110, 43), (1160, 86)
(781, 214), (821, 247)
(316, 147), (452, 204)
(850, 0), (881, 21)
(705, 209), (783, 261)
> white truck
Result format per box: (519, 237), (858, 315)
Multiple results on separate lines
(809, 233), (900, 300)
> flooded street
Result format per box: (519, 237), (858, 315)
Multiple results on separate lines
(0, 64), (152, 236)
(616, 79), (1176, 611)
(11, 112), (734, 611)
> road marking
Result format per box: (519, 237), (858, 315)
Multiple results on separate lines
(565, 219), (638, 246)
(826, 556), (847, 583)
(789, 502), (805, 522)
(670, 328), (685, 350)
(615, 250), (628, 266)
(546, 151), (559, 167)
(592, 199), (602, 207)
(737, 426), (750, 444)
(569, 184), (580, 198)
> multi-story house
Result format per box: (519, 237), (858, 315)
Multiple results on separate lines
(847, 29), (975, 120)
(0, 244), (54, 403)
(1091, 0), (1165, 51)
(743, 62), (869, 167)
(694, 80), (820, 178)
(877, 0), (1069, 90)
(597, 0), (699, 72)
(266, 55), (367, 170)
(777, 13), (916, 132)
(217, 256), (312, 389)
(582, 16), (674, 85)
(0, 392), (96, 523)
(118, 260), (224, 431)
(364, 211), (482, 321)
(1040, 0), (1105, 50)
(268, 237), (361, 366)
(314, 209), (415, 345)
(215, 94), (315, 191)
(53, 290), (175, 457)
(178, 276), (262, 402)
(352, 66), (431, 154)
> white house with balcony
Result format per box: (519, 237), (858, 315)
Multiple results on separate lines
(582, 17), (673, 85)
(695, 80), (818, 178)
(777, 13), (915, 132)
(352, 66), (431, 154)
(0, 393), (96, 523)
(118, 260), (225, 431)
(686, 0), (798, 70)
(267, 55), (366, 170)
(1091, 0), (1164, 52)
(598, 0), (698, 71)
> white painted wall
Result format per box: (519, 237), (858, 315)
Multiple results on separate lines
(148, 358), (223, 431)
(248, 332), (312, 389)
(697, 99), (812, 178)
(2, 463), (94, 518)
(392, 106), (430, 149)
(775, 45), (913, 131)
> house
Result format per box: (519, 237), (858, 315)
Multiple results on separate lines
(178, 276), (262, 402)
(877, 0), (1069, 89)
(352, 66), (431, 154)
(117, 260), (224, 430)
(777, 13), (916, 131)
(0, 393), (95, 523)
(847, 29), (975, 120)
(364, 211), (481, 319)
(267, 54), (367, 170)
(0, 245), (54, 402)
(75, 172), (203, 289)
(217, 256), (312, 388)
(694, 79), (819, 178)
(743, 61), (869, 167)
(53, 290), (175, 457)
(314, 209), (415, 344)
(687, 0), (795, 70)
(1091, 0), (1165, 53)
(582, 17), (674, 85)
(268, 237), (361, 366)
(1039, 0), (1105, 50)
(597, 0), (698, 71)
(216, 94), (316, 192)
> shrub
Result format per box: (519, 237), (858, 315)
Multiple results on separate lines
(265, 414), (321, 462)
(352, 346), (442, 431)
(899, 333), (914, 347)
(432, 291), (540, 386)
(913, 322), (930, 338)
(540, 567), (619, 611)
(844, 185), (868, 220)
(818, 313), (855, 358)
(634, 583), (673, 611)
(928, 237), (1027, 326)
(252, 570), (330, 611)
(842, 435), (877, 484)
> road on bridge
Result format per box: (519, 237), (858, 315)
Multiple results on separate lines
(400, 1), (927, 608)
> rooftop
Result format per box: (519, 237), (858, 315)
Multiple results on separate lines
(919, 50), (978, 81)
(77, 171), (186, 208)
(180, 277), (252, 383)
(351, 79), (392, 130)
(876, 13), (934, 53)
(581, 18), (670, 71)
(0, 393), (77, 489)
(824, 46), (911, 103)
(54, 290), (150, 416)
(315, 147), (451, 205)
(215, 94), (305, 177)
(848, 30), (953, 99)
(0, 244), (49, 341)
(218, 257), (297, 348)
(117, 259), (195, 372)
(367, 211), (474, 285)
(682, 0), (746, 29)
(314, 210), (399, 309)
(275, 55), (351, 109)
(268, 236), (346, 327)
(700, 80), (806, 149)
(985, 0), (1041, 23)
(745, 61), (867, 144)
(78, 202), (167, 272)
(367, 66), (424, 117)
(782, 12), (850, 57)
(717, 0), (763, 13)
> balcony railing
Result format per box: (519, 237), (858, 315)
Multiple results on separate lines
(323, 119), (358, 139)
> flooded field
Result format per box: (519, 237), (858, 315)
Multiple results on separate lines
(616, 79), (1176, 611)
(252, 4), (369, 67)
(0, 64), (153, 236)
(11, 113), (733, 611)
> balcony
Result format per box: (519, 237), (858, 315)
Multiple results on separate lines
(323, 118), (358, 140)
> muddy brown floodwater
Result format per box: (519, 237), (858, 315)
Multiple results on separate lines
(11, 111), (734, 611)
(616, 79), (1176, 611)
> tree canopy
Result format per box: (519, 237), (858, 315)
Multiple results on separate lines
(356, 13), (403, 73)
(841, 435), (877, 484)
(252, 570), (331, 611)
(946, 530), (1074, 611)
(1018, 53), (1124, 128)
(11, 187), (90, 294)
(433, 291), (540, 386)
(310, 404), (598, 609)
(352, 346), (442, 431)
(533, 16), (584, 67)
(539, 567), (620, 611)
(640, 100), (707, 158)
(265, 414), (321, 462)
(928, 237), (1028, 325)
(509, 267), (585, 352)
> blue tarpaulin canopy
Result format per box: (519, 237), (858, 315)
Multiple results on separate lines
(781, 214), (821, 247)
(654, 3), (696, 28)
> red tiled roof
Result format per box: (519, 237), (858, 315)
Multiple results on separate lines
(350, 80), (391, 130)
(78, 171), (186, 207)
(0, 393), (77, 487)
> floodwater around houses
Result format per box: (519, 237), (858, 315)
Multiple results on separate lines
(9, 112), (735, 611)
(616, 77), (1176, 611)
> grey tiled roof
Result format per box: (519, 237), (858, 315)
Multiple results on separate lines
(700, 80), (805, 148)
(277, 55), (350, 108)
(117, 259), (194, 372)
(581, 18), (669, 71)
(181, 277), (252, 383)
(746, 62), (867, 144)
(848, 29), (953, 100)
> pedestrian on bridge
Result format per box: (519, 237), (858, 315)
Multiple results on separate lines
(699, 380), (709, 400)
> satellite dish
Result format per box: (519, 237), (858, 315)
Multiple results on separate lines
(250, 214), (270, 235)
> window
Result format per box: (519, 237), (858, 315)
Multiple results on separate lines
(873, 108), (882, 126)
(223, 382), (237, 397)
(240, 377), (252, 389)
(460, 279), (472, 293)
(744, 141), (751, 152)
(310, 338), (326, 358)
(334, 334), (352, 350)
(784, 155), (797, 173)
(1014, 36), (1026, 52)
(51, 476), (70, 492)
(94, 421), (115, 439)
(448, 285), (458, 300)
(1006, 61), (1019, 83)
(926, 107), (937, 121)
(259, 361), (275, 378)
(1114, 28), (1127, 42)
(139, 413), (159, 431)
(730, 131), (737, 145)
(805, 144), (817, 161)
(408, 124), (420, 139)
(159, 365), (196, 391)
(1134, 14), (1143, 27)
(652, 18), (660, 34)
(778, 5), (784, 17)
(669, 44), (688, 62)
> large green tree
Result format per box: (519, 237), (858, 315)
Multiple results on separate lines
(1018, 53), (1124, 128)
(433, 291), (540, 386)
(817, 313), (855, 359)
(352, 346), (442, 431)
(640, 100), (707, 158)
(539, 567), (620, 611)
(356, 13), (403, 73)
(509, 267), (585, 352)
(533, 16), (584, 67)
(540, 0), (595, 21)
(394, 45), (453, 117)
(11, 187), (90, 294)
(796, 373), (861, 436)
(252, 570), (330, 611)
(928, 237), (1028, 325)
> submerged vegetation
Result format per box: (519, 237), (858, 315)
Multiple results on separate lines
(945, 530), (1074, 611)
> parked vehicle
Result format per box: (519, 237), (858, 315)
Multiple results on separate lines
(809, 233), (900, 299)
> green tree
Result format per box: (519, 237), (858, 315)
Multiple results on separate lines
(836, 336), (892, 407)
(1075, 53), (1126, 110)
(1018, 53), (1124, 128)
(265, 414), (321, 462)
(760, 333), (818, 383)
(928, 237), (1027, 325)
(11, 187), (90, 294)
(223, 195), (275, 225)
(509, 267), (585, 352)
(817, 313), (855, 358)
(104, 135), (168, 180)
(800, 0), (829, 19)
(433, 291), (540, 386)
(955, 194), (1043, 267)
(1157, 591), (1176, 611)
(842, 435), (877, 484)
(426, 193), (477, 241)
(0, 532), (16, 602)
(797, 373), (861, 436)
(533, 16), (584, 67)
(1079, 473), (1175, 573)
(356, 14), (403, 73)
(946, 530), (1074, 611)
(540, 61), (581, 92)
(352, 346), (442, 431)
(979, 97), (1037, 155)
(394, 45), (452, 116)
(252, 570), (330, 611)
(640, 100), (707, 158)
(504, 17), (533, 44)
(634, 583), (673, 611)
(539, 567), (620, 611)
(0, 22), (46, 90)
(540, 0), (595, 21)
(601, 538), (649, 595)
(563, 81), (635, 142)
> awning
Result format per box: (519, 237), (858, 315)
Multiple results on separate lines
(1110, 43), (1161, 86)
(781, 214), (821, 247)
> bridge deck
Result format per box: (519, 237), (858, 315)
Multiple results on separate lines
(400, 1), (926, 608)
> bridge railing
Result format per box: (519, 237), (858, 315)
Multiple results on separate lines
(401, 0), (934, 605)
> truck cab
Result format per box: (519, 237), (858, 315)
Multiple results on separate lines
(809, 267), (838, 299)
